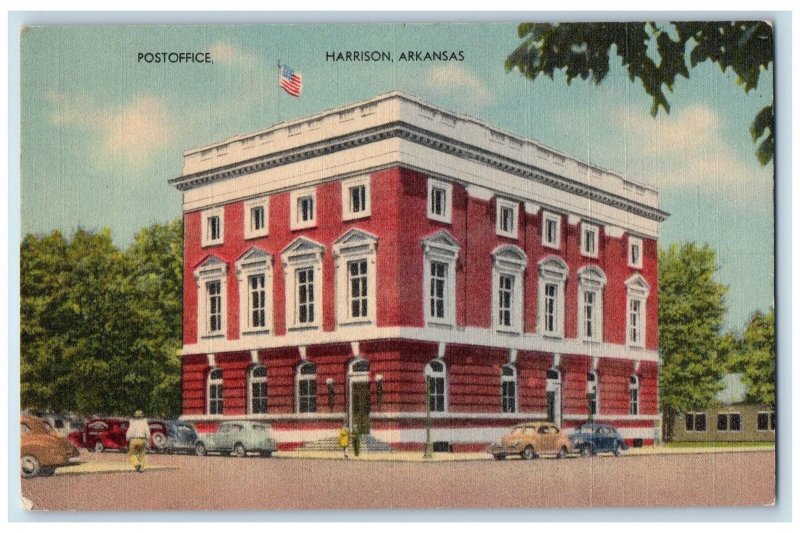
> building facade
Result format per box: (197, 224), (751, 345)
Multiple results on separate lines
(170, 92), (668, 451)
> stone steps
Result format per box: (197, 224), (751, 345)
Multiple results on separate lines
(295, 434), (393, 452)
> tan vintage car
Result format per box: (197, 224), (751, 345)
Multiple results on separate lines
(487, 422), (571, 460)
(21, 415), (80, 478)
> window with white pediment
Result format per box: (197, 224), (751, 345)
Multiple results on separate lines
(194, 256), (227, 338)
(421, 230), (460, 327)
(538, 256), (568, 338)
(333, 229), (378, 326)
(236, 247), (273, 335)
(492, 245), (527, 334)
(577, 265), (607, 342)
(281, 237), (325, 330)
(626, 274), (651, 348)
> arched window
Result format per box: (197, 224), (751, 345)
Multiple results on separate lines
(207, 368), (224, 415)
(425, 360), (447, 412)
(296, 362), (317, 413)
(629, 375), (640, 415)
(587, 370), (599, 416)
(350, 358), (370, 373)
(501, 364), (518, 413)
(248, 365), (267, 414)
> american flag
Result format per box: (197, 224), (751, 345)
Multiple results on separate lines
(279, 64), (302, 97)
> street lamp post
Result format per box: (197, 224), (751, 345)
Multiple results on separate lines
(424, 371), (433, 459)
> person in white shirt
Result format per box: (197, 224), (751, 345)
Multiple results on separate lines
(125, 410), (151, 473)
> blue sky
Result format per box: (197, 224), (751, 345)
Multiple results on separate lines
(20, 23), (774, 331)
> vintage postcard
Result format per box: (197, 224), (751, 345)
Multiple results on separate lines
(18, 20), (776, 512)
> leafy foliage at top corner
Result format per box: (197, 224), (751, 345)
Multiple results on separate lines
(506, 21), (774, 165)
(21, 219), (184, 418)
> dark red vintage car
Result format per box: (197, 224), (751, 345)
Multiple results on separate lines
(70, 417), (169, 452)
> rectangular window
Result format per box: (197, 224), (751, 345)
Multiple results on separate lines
(544, 283), (557, 333)
(348, 259), (368, 319)
(342, 176), (371, 220)
(581, 223), (599, 257)
(209, 383), (223, 414)
(298, 379), (317, 413)
(298, 196), (314, 223)
(629, 388), (639, 415)
(206, 280), (222, 333)
(429, 261), (447, 319)
(251, 382), (267, 414)
(427, 179), (452, 223)
(543, 212), (561, 248)
(428, 376), (445, 412)
(208, 216), (220, 241)
(757, 411), (775, 431)
(501, 381), (516, 413)
(686, 412), (707, 432)
(629, 299), (642, 345)
(251, 206), (265, 231)
(717, 414), (728, 431)
(730, 413), (741, 431)
(496, 198), (519, 238)
(583, 290), (596, 339)
(297, 268), (315, 324)
(248, 274), (266, 329)
(350, 185), (366, 214)
(629, 236), (643, 268)
(500, 206), (514, 233)
(498, 274), (514, 327)
(244, 198), (269, 239)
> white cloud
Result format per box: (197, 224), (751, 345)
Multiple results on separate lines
(423, 63), (492, 106)
(612, 104), (772, 205)
(47, 92), (176, 170)
(208, 41), (257, 67)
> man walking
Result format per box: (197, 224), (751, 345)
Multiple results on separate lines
(126, 410), (151, 473)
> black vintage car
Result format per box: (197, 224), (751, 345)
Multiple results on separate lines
(569, 423), (629, 457)
(159, 421), (199, 454)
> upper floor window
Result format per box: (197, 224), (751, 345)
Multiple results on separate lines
(580, 222), (599, 258)
(496, 198), (519, 239)
(629, 375), (640, 415)
(538, 256), (568, 338)
(244, 197), (269, 239)
(281, 237), (325, 330)
(626, 274), (650, 348)
(492, 245), (527, 334)
(425, 359), (447, 413)
(290, 188), (317, 230)
(501, 364), (518, 413)
(333, 229), (378, 326)
(577, 266), (607, 343)
(342, 176), (371, 221)
(248, 364), (268, 414)
(236, 248), (273, 334)
(194, 256), (227, 338)
(296, 362), (317, 413)
(421, 230), (460, 326)
(542, 212), (561, 249)
(628, 236), (643, 269)
(427, 178), (453, 224)
(201, 207), (224, 247)
(207, 368), (224, 415)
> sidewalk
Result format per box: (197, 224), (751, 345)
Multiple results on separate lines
(53, 461), (176, 476)
(274, 444), (774, 462)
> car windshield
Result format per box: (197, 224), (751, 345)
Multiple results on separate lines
(511, 427), (525, 436)
(21, 423), (30, 433)
(177, 425), (194, 434)
(42, 421), (55, 433)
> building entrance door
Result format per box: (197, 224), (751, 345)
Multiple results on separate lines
(546, 367), (562, 427)
(350, 381), (370, 434)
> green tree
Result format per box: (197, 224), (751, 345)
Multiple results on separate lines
(20, 220), (184, 418)
(734, 308), (775, 407)
(658, 242), (728, 440)
(506, 21), (774, 165)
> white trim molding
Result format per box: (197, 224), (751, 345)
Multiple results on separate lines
(290, 187), (317, 230)
(495, 197), (520, 239)
(243, 196), (269, 240)
(194, 256), (228, 339)
(421, 230), (460, 327)
(491, 244), (527, 334)
(200, 207), (224, 247)
(333, 228), (379, 327)
(538, 255), (568, 338)
(427, 177), (453, 224)
(281, 237), (325, 331)
(235, 247), (274, 336)
(625, 274), (651, 348)
(341, 174), (371, 221)
(577, 265), (607, 343)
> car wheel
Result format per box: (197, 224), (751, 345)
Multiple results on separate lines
(94, 441), (105, 453)
(579, 445), (591, 458)
(521, 446), (535, 460)
(21, 455), (41, 478)
(613, 443), (623, 457)
(195, 442), (207, 456)
(492, 454), (506, 461)
(557, 446), (569, 459)
(233, 443), (247, 458)
(152, 432), (167, 451)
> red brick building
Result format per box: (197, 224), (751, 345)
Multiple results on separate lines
(170, 92), (668, 451)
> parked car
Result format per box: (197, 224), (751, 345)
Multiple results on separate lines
(29, 411), (84, 439)
(159, 421), (198, 454)
(21, 415), (80, 478)
(148, 420), (170, 452)
(194, 421), (277, 457)
(74, 417), (129, 452)
(487, 422), (571, 460)
(569, 423), (629, 457)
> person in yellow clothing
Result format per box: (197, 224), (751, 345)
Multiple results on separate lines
(126, 410), (151, 473)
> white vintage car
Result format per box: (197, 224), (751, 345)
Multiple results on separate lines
(194, 421), (277, 457)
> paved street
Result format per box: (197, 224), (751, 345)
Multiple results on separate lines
(20, 449), (775, 511)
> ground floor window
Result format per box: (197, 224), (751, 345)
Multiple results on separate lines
(717, 413), (742, 432)
(757, 411), (776, 431)
(685, 412), (707, 432)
